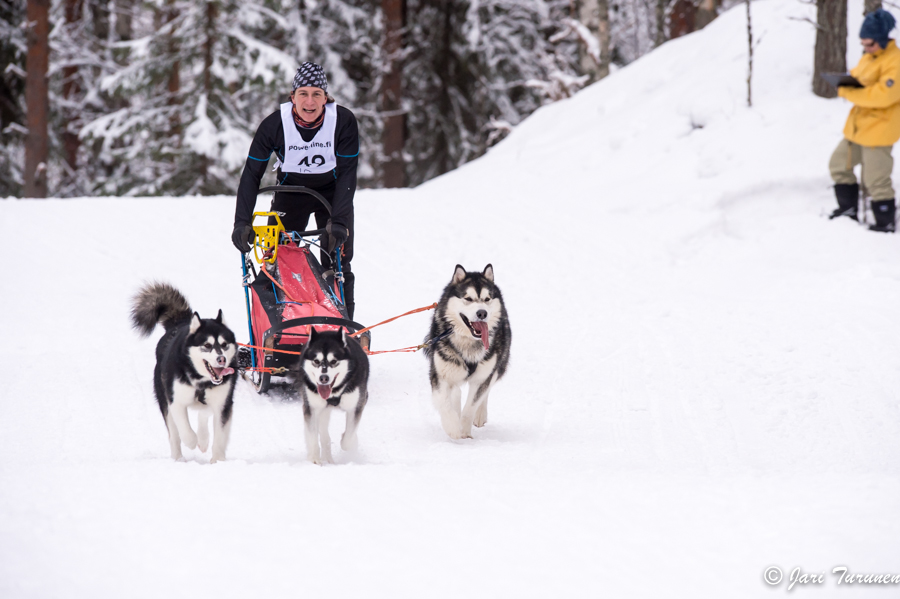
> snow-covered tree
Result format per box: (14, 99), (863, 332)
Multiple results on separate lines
(79, 0), (258, 195)
(47, 0), (134, 196)
(0, 0), (27, 197)
(3, 0), (712, 196)
(77, 0), (380, 195)
(402, 0), (585, 185)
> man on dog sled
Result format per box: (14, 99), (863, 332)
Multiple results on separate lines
(232, 62), (362, 318)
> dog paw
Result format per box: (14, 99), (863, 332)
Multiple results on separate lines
(197, 438), (209, 453)
(210, 454), (224, 464)
(181, 432), (198, 450)
(460, 421), (475, 438)
(441, 418), (464, 439)
(340, 433), (358, 452)
(473, 415), (487, 428)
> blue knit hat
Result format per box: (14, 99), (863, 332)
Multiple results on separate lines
(860, 9), (896, 50)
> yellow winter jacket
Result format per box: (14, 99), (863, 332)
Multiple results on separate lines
(839, 40), (900, 147)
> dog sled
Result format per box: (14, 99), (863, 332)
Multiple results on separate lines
(236, 185), (368, 393)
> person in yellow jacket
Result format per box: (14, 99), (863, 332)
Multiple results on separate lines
(830, 8), (899, 232)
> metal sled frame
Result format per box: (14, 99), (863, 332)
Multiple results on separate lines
(240, 185), (360, 394)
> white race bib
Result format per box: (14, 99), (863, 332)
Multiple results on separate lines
(277, 102), (337, 174)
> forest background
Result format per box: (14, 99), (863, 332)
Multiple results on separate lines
(0, 0), (863, 197)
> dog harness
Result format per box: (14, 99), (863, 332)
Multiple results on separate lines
(276, 102), (337, 174)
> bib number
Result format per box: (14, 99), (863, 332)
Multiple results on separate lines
(298, 155), (326, 168)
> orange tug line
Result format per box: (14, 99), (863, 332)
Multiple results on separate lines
(239, 302), (438, 362)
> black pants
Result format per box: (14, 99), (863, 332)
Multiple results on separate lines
(271, 190), (355, 318)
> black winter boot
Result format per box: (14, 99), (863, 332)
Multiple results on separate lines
(829, 183), (859, 220)
(869, 199), (896, 232)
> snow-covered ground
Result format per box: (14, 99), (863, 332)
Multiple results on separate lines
(2, 1), (899, 596)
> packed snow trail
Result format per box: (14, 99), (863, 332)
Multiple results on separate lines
(1, 0), (899, 597)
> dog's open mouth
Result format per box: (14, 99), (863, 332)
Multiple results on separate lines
(204, 360), (234, 385)
(461, 315), (490, 350)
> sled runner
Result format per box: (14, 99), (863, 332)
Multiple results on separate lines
(236, 185), (367, 393)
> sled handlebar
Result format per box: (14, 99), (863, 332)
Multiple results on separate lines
(286, 228), (326, 238)
(257, 185), (332, 216)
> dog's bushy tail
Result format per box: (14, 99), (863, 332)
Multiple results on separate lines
(130, 282), (192, 337)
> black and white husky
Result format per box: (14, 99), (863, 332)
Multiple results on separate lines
(297, 328), (369, 464)
(424, 264), (511, 439)
(131, 283), (237, 463)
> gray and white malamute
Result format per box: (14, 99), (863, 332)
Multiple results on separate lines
(297, 328), (369, 464)
(131, 283), (237, 463)
(424, 264), (511, 439)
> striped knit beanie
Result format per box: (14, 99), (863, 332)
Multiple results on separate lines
(292, 62), (328, 93)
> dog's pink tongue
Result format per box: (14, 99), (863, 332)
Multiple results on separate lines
(472, 321), (490, 350)
(214, 367), (234, 377)
(318, 384), (332, 400)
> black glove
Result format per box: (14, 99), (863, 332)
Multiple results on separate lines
(325, 220), (348, 254)
(231, 224), (255, 253)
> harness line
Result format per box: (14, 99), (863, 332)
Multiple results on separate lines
(349, 303), (437, 338)
(237, 302), (443, 359)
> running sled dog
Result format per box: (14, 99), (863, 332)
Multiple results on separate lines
(131, 283), (237, 462)
(297, 327), (370, 464)
(424, 264), (511, 439)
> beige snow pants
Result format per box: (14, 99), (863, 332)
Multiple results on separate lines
(829, 139), (895, 201)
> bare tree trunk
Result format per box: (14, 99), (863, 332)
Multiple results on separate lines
(578, 0), (610, 80)
(25, 0), (50, 198)
(655, 0), (666, 46)
(813, 0), (847, 99)
(579, 0), (599, 77)
(696, 0), (717, 29)
(382, 0), (406, 187)
(864, 0), (881, 14)
(165, 0), (180, 136)
(113, 0), (133, 71)
(63, 0), (81, 176)
(597, 0), (610, 78)
(203, 1), (215, 94)
(198, 0), (216, 185)
(669, 0), (696, 39)
(92, 0), (109, 39)
(670, 0), (715, 39)
(746, 0), (752, 107)
(115, 0), (132, 41)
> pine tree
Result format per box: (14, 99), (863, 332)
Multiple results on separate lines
(77, 0), (380, 195)
(403, 0), (584, 185)
(81, 0), (263, 195)
(4, 0), (691, 197)
(290, 0), (381, 187)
